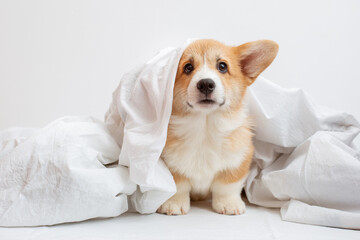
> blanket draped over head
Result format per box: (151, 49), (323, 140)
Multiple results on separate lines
(0, 40), (359, 229)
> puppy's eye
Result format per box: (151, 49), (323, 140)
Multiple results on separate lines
(184, 63), (194, 74)
(218, 62), (227, 73)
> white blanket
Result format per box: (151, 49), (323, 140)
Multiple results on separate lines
(0, 117), (136, 226)
(245, 79), (360, 229)
(0, 41), (359, 229)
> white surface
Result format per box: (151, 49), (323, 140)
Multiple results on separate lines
(0, 0), (360, 130)
(0, 201), (359, 240)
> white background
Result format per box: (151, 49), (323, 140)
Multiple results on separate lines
(0, 0), (359, 130)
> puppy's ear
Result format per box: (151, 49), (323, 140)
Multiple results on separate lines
(234, 40), (278, 85)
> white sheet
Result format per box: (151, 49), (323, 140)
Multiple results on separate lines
(0, 116), (136, 226)
(104, 40), (192, 213)
(0, 40), (359, 229)
(0, 41), (191, 226)
(245, 78), (360, 229)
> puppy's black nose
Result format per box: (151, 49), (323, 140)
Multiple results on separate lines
(197, 79), (216, 94)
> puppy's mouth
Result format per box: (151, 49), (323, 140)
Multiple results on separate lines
(187, 98), (225, 108)
(198, 99), (216, 104)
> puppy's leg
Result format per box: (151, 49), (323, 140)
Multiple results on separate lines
(211, 146), (253, 215)
(157, 172), (191, 215)
(211, 177), (247, 215)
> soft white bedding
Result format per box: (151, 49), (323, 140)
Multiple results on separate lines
(245, 78), (360, 229)
(1, 201), (359, 240)
(0, 40), (359, 231)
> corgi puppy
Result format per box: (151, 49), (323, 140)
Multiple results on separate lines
(157, 39), (278, 215)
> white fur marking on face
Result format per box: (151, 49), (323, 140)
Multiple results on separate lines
(186, 60), (225, 112)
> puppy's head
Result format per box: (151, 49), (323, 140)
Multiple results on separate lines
(172, 39), (278, 114)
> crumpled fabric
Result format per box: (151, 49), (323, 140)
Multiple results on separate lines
(1, 40), (359, 229)
(104, 40), (192, 213)
(0, 116), (136, 226)
(0, 40), (191, 226)
(245, 78), (360, 229)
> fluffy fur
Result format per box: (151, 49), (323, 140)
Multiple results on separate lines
(157, 39), (278, 215)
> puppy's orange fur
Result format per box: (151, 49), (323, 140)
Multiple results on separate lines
(158, 39), (278, 215)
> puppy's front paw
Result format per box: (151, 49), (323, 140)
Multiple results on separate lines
(212, 196), (245, 215)
(157, 195), (190, 215)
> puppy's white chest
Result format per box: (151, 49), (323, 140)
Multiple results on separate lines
(162, 113), (247, 193)
(180, 132), (222, 180)
(164, 126), (222, 193)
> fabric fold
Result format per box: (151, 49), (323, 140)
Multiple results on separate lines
(245, 77), (360, 229)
